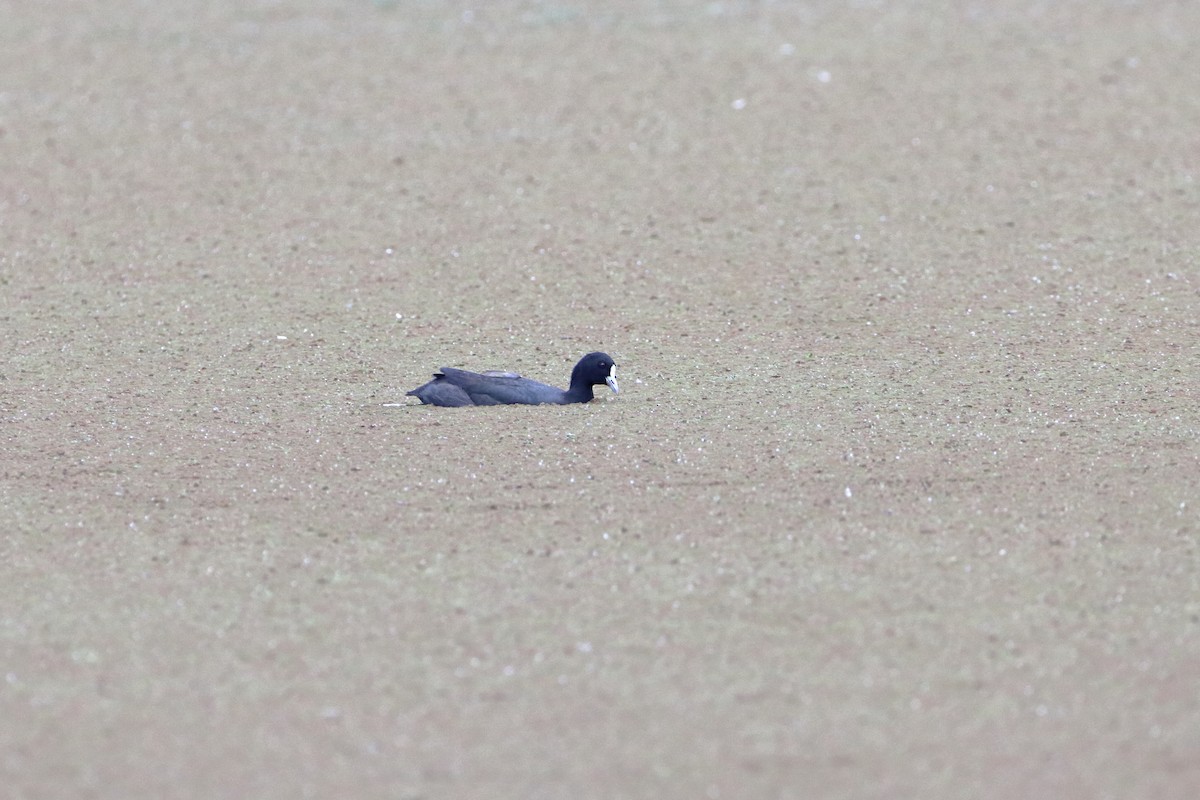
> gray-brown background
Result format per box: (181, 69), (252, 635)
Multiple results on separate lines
(3, 2), (1198, 798)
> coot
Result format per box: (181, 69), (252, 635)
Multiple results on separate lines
(407, 351), (619, 407)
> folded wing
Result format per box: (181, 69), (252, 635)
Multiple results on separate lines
(437, 367), (569, 405)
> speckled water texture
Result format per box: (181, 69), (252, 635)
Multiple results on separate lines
(3, 2), (1198, 798)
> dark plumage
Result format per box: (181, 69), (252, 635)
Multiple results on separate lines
(407, 352), (619, 407)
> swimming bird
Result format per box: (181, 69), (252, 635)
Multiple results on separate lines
(407, 351), (619, 407)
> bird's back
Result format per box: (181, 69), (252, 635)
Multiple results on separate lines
(436, 367), (569, 405)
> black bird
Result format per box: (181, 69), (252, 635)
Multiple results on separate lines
(407, 351), (619, 407)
